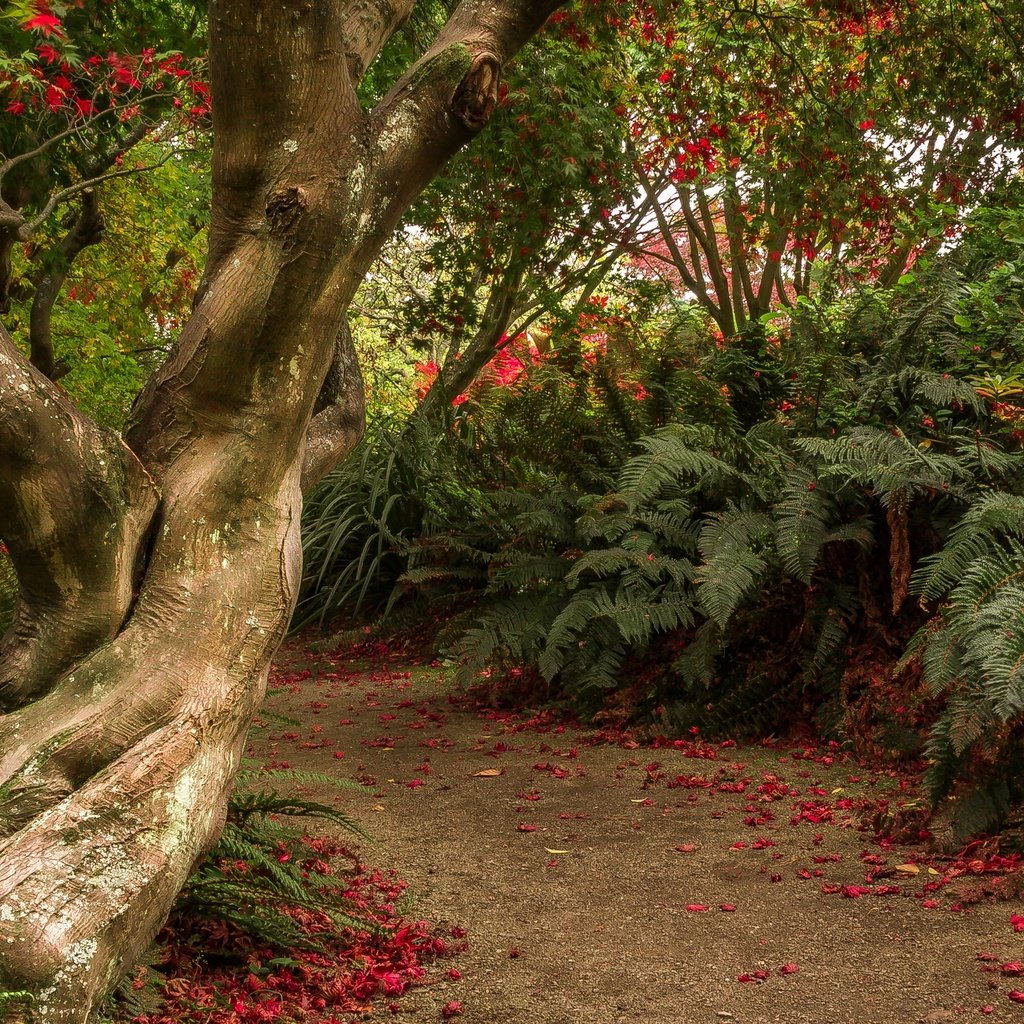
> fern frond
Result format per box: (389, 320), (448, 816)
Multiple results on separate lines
(229, 790), (371, 841)
(772, 470), (829, 583)
(694, 547), (764, 630)
(619, 424), (739, 508)
(893, 367), (985, 414)
(913, 492), (1024, 599)
(673, 621), (720, 688)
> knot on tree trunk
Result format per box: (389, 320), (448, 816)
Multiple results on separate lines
(265, 185), (309, 240)
(454, 53), (501, 130)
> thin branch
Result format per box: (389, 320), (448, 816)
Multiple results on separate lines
(693, 185), (734, 328)
(0, 110), (119, 181)
(26, 153), (174, 236)
(342, 0), (417, 80)
(635, 166), (703, 297)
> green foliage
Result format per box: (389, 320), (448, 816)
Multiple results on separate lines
(4, 143), (210, 427)
(908, 512), (1024, 838)
(914, 494), (1024, 601)
(303, 222), (1024, 836)
(177, 771), (372, 956)
(0, 989), (34, 1013)
(99, 767), (375, 1019)
(297, 415), (489, 627)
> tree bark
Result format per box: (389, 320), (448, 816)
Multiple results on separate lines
(0, 1), (564, 1019)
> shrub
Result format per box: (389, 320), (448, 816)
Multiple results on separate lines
(302, 221), (1024, 837)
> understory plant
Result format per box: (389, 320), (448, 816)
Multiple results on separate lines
(101, 768), (456, 1022)
(303, 218), (1024, 838)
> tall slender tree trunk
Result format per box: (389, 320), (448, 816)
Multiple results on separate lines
(0, 3), (562, 1020)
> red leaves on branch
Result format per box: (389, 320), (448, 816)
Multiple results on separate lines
(23, 13), (64, 37)
(3, 11), (210, 129)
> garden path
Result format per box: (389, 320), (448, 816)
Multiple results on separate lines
(251, 634), (1024, 1024)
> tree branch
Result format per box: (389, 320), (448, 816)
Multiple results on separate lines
(635, 166), (703, 298)
(29, 189), (106, 381)
(0, 108), (123, 183)
(25, 154), (175, 237)
(342, 0), (417, 80)
(416, 260), (524, 422)
(301, 319), (367, 492)
(756, 221), (791, 313)
(722, 173), (756, 319)
(0, 325), (159, 710)
(203, 0), (363, 274)
(370, 0), (565, 229)
(692, 185), (734, 331)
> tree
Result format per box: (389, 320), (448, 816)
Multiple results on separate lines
(359, 6), (641, 423)
(0, 1), (209, 381)
(0, 1), (561, 1019)
(618, 0), (1024, 336)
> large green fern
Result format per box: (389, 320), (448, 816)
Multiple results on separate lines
(300, 233), (1024, 838)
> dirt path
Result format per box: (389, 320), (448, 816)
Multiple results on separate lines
(251, 637), (1024, 1024)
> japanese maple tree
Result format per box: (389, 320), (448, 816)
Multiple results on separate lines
(0, 0), (209, 383)
(618, 0), (1024, 334)
(0, 1), (561, 1019)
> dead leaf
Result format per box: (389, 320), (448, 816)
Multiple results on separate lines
(544, 849), (570, 855)
(895, 863), (920, 875)
(473, 768), (503, 777)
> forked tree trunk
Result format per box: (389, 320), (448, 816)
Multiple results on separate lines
(0, 3), (561, 1019)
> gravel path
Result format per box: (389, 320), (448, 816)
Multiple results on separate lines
(250, 637), (1024, 1024)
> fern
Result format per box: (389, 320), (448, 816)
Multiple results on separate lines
(179, 784), (375, 956)
(539, 583), (695, 683)
(298, 233), (1024, 841)
(804, 583), (858, 686)
(913, 492), (1024, 599)
(672, 620), (721, 688)
(897, 367), (985, 413)
(801, 426), (966, 503)
(692, 508), (769, 629)
(618, 424), (740, 508)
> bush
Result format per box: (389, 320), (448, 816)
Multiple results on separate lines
(302, 222), (1024, 838)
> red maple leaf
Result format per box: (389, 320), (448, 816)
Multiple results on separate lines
(23, 14), (64, 37)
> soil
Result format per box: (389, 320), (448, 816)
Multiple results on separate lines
(248, 635), (1024, 1024)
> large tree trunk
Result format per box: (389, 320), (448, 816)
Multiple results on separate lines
(0, 2), (561, 1019)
